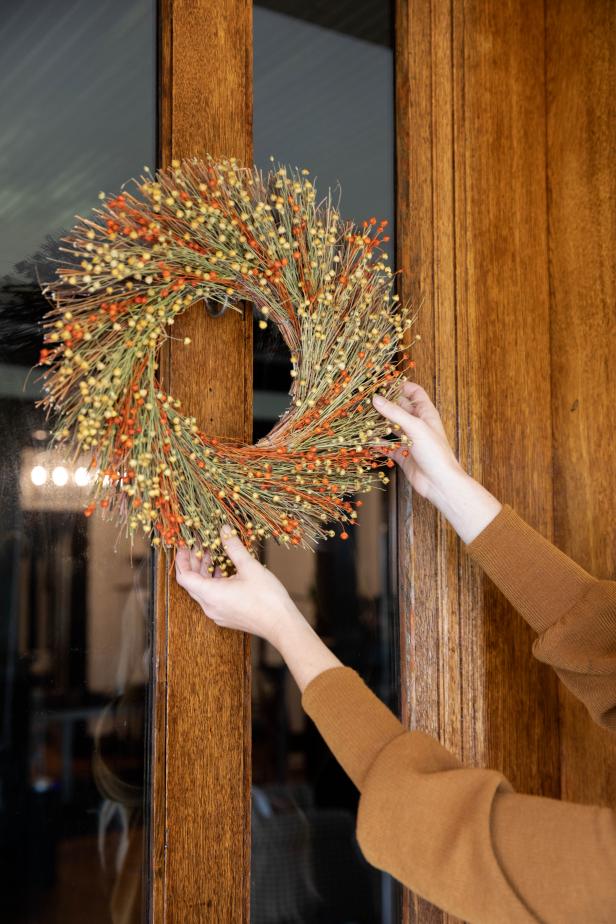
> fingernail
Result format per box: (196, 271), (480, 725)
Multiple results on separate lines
(221, 523), (233, 538)
(372, 394), (385, 406)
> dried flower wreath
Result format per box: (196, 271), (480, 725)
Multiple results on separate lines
(38, 156), (416, 572)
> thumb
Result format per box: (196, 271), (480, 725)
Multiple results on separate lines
(220, 525), (256, 574)
(372, 393), (423, 439)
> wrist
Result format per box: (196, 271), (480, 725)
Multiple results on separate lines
(431, 469), (502, 544)
(266, 599), (305, 651)
(424, 459), (467, 510)
(271, 609), (342, 693)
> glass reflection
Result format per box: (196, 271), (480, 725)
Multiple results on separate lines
(0, 1), (156, 921)
(252, 3), (399, 922)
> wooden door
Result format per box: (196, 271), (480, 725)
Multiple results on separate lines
(148, 1), (615, 922)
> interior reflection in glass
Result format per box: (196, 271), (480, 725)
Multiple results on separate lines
(0, 2), (155, 921)
(252, 3), (399, 922)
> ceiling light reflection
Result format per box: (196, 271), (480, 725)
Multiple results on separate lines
(31, 465), (48, 486)
(74, 466), (90, 487)
(51, 466), (69, 487)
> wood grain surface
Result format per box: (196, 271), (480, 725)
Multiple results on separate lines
(151, 1), (253, 921)
(546, 0), (616, 810)
(396, 1), (562, 920)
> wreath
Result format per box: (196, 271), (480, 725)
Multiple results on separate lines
(38, 157), (415, 572)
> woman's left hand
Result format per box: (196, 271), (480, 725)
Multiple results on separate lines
(174, 525), (301, 648)
(175, 526), (343, 692)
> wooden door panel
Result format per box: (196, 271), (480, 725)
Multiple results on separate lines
(396, 1), (560, 919)
(546, 0), (616, 810)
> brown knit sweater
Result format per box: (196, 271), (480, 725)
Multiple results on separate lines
(301, 505), (616, 923)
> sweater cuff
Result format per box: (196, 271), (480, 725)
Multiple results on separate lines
(301, 666), (405, 791)
(466, 504), (596, 634)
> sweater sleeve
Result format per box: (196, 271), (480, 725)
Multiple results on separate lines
(302, 666), (616, 924)
(467, 505), (616, 729)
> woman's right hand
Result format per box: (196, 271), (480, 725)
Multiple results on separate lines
(372, 382), (502, 544)
(372, 382), (464, 506)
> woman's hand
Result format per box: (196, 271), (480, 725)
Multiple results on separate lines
(373, 381), (502, 543)
(175, 525), (298, 647)
(175, 526), (341, 692)
(373, 381), (463, 505)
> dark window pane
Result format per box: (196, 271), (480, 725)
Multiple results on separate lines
(0, 2), (156, 921)
(252, 4), (399, 921)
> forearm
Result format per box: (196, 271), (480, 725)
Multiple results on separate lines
(271, 610), (342, 693)
(269, 470), (502, 693)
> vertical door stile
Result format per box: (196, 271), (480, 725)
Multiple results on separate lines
(152, 1), (253, 921)
(395, 2), (561, 921)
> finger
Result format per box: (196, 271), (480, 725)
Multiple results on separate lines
(175, 558), (211, 598)
(370, 436), (403, 463)
(372, 393), (424, 438)
(396, 393), (441, 434)
(189, 548), (201, 572)
(401, 380), (432, 401)
(220, 524), (256, 575)
(175, 548), (192, 573)
(184, 587), (219, 623)
(371, 435), (395, 450)
(400, 382), (445, 430)
(200, 548), (213, 577)
(175, 563), (200, 593)
(392, 446), (414, 467)
(396, 395), (416, 414)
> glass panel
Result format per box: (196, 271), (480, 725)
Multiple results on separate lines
(252, 3), (399, 922)
(0, 2), (156, 921)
